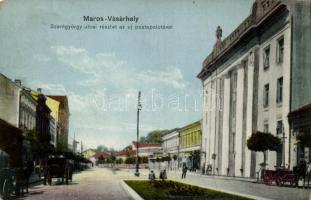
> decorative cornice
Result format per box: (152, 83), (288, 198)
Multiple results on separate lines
(198, 0), (284, 80)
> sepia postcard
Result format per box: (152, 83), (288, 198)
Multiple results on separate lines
(0, 0), (311, 199)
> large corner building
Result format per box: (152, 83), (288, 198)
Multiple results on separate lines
(197, 0), (311, 178)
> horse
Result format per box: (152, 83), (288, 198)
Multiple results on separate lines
(303, 163), (311, 188)
(293, 159), (308, 187)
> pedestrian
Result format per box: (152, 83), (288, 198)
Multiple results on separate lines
(181, 164), (188, 179)
(148, 170), (156, 181)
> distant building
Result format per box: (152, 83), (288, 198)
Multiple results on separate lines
(161, 128), (180, 170)
(131, 141), (162, 157)
(45, 96), (60, 148)
(48, 96), (69, 151)
(115, 149), (136, 161)
(82, 149), (97, 159)
(82, 149), (97, 165)
(179, 120), (202, 171)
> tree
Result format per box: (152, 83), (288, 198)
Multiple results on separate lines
(296, 131), (311, 147)
(116, 158), (123, 164)
(140, 129), (169, 143)
(107, 155), (116, 164)
(96, 145), (109, 152)
(123, 145), (132, 150)
(247, 131), (281, 167)
(125, 156), (135, 164)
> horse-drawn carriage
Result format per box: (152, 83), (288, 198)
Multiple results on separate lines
(0, 168), (15, 199)
(263, 160), (311, 187)
(44, 156), (73, 185)
(263, 168), (296, 186)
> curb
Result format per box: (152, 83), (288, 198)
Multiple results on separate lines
(174, 180), (271, 200)
(121, 180), (144, 200)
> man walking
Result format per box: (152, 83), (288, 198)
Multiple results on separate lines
(181, 164), (188, 179)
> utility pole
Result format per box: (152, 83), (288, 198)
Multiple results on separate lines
(135, 91), (142, 176)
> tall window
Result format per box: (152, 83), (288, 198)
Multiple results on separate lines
(263, 46), (270, 70)
(277, 77), (283, 103)
(276, 120), (283, 135)
(277, 36), (284, 64)
(263, 84), (269, 108)
(264, 123), (269, 133)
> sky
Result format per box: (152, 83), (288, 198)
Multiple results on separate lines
(0, 0), (253, 150)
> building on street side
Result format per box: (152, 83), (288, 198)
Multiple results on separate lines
(197, 0), (311, 178)
(131, 141), (162, 157)
(48, 95), (69, 151)
(179, 120), (201, 171)
(0, 73), (21, 127)
(45, 96), (61, 148)
(161, 128), (180, 170)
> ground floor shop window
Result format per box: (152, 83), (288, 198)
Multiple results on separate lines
(276, 144), (282, 167)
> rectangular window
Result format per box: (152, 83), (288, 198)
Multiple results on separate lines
(263, 84), (269, 108)
(264, 123), (269, 133)
(277, 77), (283, 103)
(277, 36), (284, 64)
(276, 144), (282, 167)
(263, 46), (270, 70)
(276, 120), (283, 135)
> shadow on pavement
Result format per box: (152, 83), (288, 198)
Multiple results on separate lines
(15, 190), (44, 199)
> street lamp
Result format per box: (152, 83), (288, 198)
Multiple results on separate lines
(135, 91), (142, 176)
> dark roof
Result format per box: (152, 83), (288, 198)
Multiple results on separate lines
(0, 118), (22, 134)
(48, 96), (68, 104)
(116, 150), (136, 156)
(48, 95), (69, 112)
(288, 103), (311, 130)
(94, 151), (110, 159)
(289, 103), (311, 117)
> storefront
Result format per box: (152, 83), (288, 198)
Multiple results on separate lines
(0, 118), (23, 168)
(288, 103), (311, 166)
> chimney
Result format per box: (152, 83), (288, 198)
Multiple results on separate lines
(37, 88), (42, 93)
(14, 79), (22, 87)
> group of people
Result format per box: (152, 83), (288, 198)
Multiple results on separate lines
(148, 163), (189, 180)
(148, 169), (167, 181)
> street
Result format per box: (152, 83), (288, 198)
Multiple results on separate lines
(17, 167), (311, 200)
(19, 168), (141, 200)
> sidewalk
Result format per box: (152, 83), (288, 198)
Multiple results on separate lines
(29, 173), (42, 184)
(166, 170), (311, 200)
(172, 170), (257, 183)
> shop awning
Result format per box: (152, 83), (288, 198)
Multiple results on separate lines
(288, 103), (311, 131)
(0, 118), (23, 167)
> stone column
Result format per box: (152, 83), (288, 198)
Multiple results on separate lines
(245, 50), (255, 177)
(235, 63), (245, 176)
(221, 73), (231, 175)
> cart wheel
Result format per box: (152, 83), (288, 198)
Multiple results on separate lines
(3, 179), (13, 199)
(48, 174), (52, 185)
(276, 177), (282, 186)
(289, 178), (296, 187)
(264, 177), (272, 185)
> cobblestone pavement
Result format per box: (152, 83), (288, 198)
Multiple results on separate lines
(166, 170), (311, 200)
(19, 168), (143, 200)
